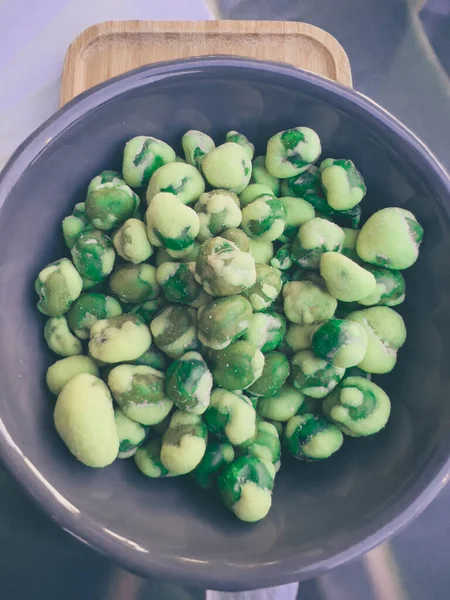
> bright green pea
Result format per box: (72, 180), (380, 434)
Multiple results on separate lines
(85, 183), (140, 231)
(266, 127), (321, 179)
(195, 190), (242, 242)
(130, 297), (166, 325)
(89, 314), (151, 363)
(62, 203), (93, 249)
(251, 156), (280, 196)
(247, 351), (290, 397)
(114, 408), (149, 458)
(243, 311), (286, 352)
(249, 238), (274, 264)
(44, 316), (83, 357)
(242, 263), (282, 311)
(71, 230), (115, 282)
(359, 265), (406, 307)
(134, 345), (168, 371)
(146, 163), (205, 206)
(241, 195), (287, 242)
(245, 421), (281, 473)
(320, 158), (366, 210)
(323, 376), (391, 437)
(157, 261), (210, 308)
(150, 305), (198, 359)
(182, 130), (215, 168)
(135, 438), (175, 478)
(239, 183), (274, 207)
(35, 258), (83, 317)
(320, 252), (376, 302)
(46, 355), (99, 395)
(112, 218), (153, 264)
(204, 388), (256, 446)
(284, 323), (317, 352)
(281, 165), (323, 202)
(291, 218), (344, 270)
(123, 136), (176, 188)
(192, 441), (235, 489)
(67, 293), (122, 339)
(283, 280), (337, 325)
(290, 350), (345, 398)
(225, 130), (255, 159)
(202, 142), (252, 194)
(312, 318), (368, 369)
(284, 413), (343, 461)
(165, 351), (213, 414)
(210, 340), (265, 391)
(160, 410), (208, 475)
(220, 227), (251, 252)
(109, 263), (160, 304)
(257, 383), (304, 422)
(197, 295), (252, 350)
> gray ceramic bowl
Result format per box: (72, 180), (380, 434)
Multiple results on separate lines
(0, 57), (450, 591)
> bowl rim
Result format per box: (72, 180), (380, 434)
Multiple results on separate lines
(1, 55), (450, 591)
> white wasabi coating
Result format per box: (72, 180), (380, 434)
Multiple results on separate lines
(195, 190), (242, 241)
(321, 165), (364, 210)
(232, 481), (272, 522)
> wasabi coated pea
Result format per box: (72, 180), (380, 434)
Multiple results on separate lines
(35, 258), (83, 317)
(134, 345), (168, 371)
(266, 127), (321, 179)
(110, 263), (160, 304)
(312, 318), (368, 369)
(290, 350), (345, 398)
(220, 227), (251, 252)
(283, 280), (337, 325)
(81, 276), (102, 291)
(279, 196), (315, 241)
(247, 351), (290, 398)
(257, 383), (304, 422)
(243, 311), (286, 352)
(342, 227), (360, 251)
(67, 293), (122, 339)
(291, 218), (344, 269)
(347, 306), (406, 373)
(210, 340), (265, 391)
(160, 410), (208, 475)
(123, 135), (176, 188)
(359, 265), (406, 307)
(54, 373), (119, 468)
(197, 295), (252, 350)
(62, 203), (93, 249)
(130, 297), (166, 324)
(271, 244), (292, 270)
(249, 238), (274, 265)
(165, 351), (213, 414)
(356, 207), (423, 270)
(195, 190), (242, 242)
(135, 438), (174, 478)
(44, 316), (83, 357)
(246, 421), (281, 474)
(46, 355), (99, 395)
(108, 364), (172, 425)
(251, 155), (280, 196)
(202, 142), (252, 194)
(150, 306), (198, 359)
(193, 441), (235, 489)
(155, 241), (201, 266)
(71, 230), (115, 282)
(85, 183), (140, 231)
(284, 413), (343, 461)
(242, 264), (282, 312)
(225, 130), (255, 159)
(241, 195), (287, 242)
(157, 261), (209, 308)
(320, 252), (376, 302)
(239, 183), (274, 207)
(320, 158), (366, 210)
(112, 218), (153, 264)
(89, 314), (151, 363)
(182, 130), (215, 168)
(114, 408), (149, 458)
(323, 376), (391, 437)
(146, 193), (199, 258)
(195, 236), (256, 297)
(87, 170), (125, 193)
(284, 323), (317, 352)
(204, 388), (257, 446)
(218, 455), (274, 522)
(146, 163), (205, 206)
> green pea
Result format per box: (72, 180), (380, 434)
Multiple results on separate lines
(44, 316), (83, 357)
(123, 136), (176, 188)
(87, 170), (125, 193)
(251, 156), (280, 196)
(225, 130), (255, 159)
(134, 345), (168, 371)
(257, 383), (304, 422)
(157, 261), (210, 308)
(358, 265), (406, 307)
(202, 142), (252, 194)
(239, 183), (274, 207)
(266, 127), (321, 179)
(283, 280), (337, 325)
(204, 388), (256, 446)
(114, 408), (149, 458)
(320, 158), (366, 210)
(89, 314), (151, 363)
(135, 438), (175, 478)
(112, 218), (153, 264)
(130, 297), (166, 325)
(67, 293), (122, 339)
(284, 323), (317, 352)
(35, 258), (83, 317)
(243, 311), (286, 352)
(210, 340), (265, 391)
(182, 130), (215, 168)
(218, 455), (274, 522)
(245, 421), (281, 473)
(356, 207), (423, 270)
(150, 306), (198, 359)
(195, 190), (242, 242)
(290, 350), (345, 398)
(291, 218), (344, 269)
(342, 227), (360, 251)
(62, 203), (93, 249)
(71, 230), (115, 282)
(81, 276), (102, 291)
(195, 236), (256, 297)
(247, 351), (290, 398)
(160, 410), (208, 475)
(146, 163), (205, 206)
(320, 252), (377, 302)
(270, 244), (292, 270)
(323, 376), (391, 437)
(279, 196), (315, 242)
(241, 263), (282, 311)
(241, 195), (287, 242)
(165, 351), (213, 414)
(155, 241), (201, 266)
(146, 193), (199, 258)
(54, 373), (119, 468)
(85, 183), (140, 231)
(192, 441), (235, 489)
(108, 364), (172, 425)
(109, 263), (159, 304)
(249, 238), (274, 264)
(284, 413), (343, 461)
(197, 295), (252, 350)
(46, 355), (99, 395)
(312, 317), (368, 369)
(220, 227), (251, 252)
(346, 306), (406, 373)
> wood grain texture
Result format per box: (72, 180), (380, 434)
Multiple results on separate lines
(60, 20), (352, 106)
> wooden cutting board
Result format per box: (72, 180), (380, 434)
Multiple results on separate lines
(60, 20), (352, 106)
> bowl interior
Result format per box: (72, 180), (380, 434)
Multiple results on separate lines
(0, 60), (450, 590)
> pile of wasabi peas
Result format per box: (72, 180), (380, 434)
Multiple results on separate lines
(35, 126), (423, 523)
